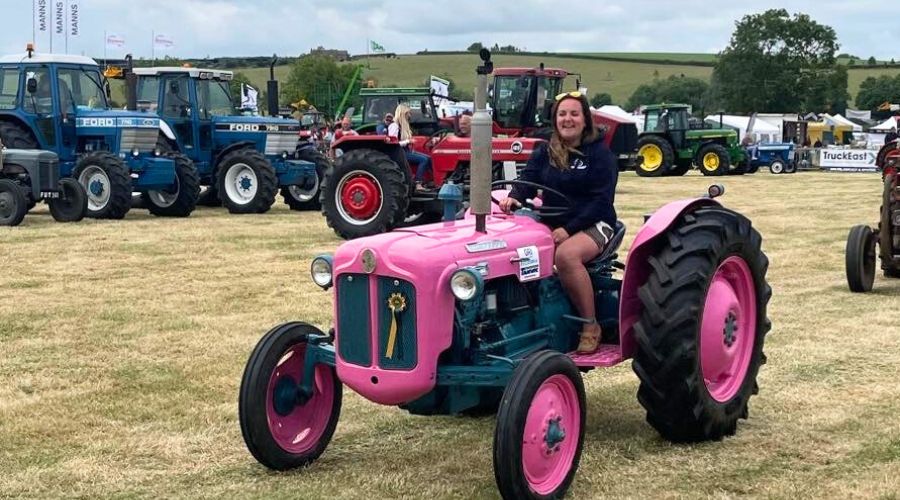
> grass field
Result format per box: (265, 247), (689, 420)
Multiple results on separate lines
(235, 54), (900, 110)
(2, 171), (899, 498)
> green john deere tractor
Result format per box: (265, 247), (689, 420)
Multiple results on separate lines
(635, 104), (744, 177)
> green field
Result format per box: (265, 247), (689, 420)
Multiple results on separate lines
(234, 54), (900, 110)
(2, 171), (899, 498)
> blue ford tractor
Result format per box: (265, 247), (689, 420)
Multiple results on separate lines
(0, 48), (198, 219)
(120, 64), (321, 213)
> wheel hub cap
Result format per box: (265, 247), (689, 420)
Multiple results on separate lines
(522, 374), (580, 495)
(239, 175), (253, 192)
(339, 174), (382, 221)
(90, 179), (105, 196)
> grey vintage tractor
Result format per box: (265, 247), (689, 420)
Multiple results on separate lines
(0, 145), (86, 226)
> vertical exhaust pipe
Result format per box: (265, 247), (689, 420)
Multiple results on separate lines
(470, 49), (494, 234)
(267, 53), (279, 117)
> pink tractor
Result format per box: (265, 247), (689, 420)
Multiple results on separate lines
(238, 51), (772, 499)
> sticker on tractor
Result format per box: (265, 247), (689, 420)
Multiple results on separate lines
(516, 245), (540, 281)
(511, 141), (523, 154)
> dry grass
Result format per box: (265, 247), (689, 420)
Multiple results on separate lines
(1, 171), (899, 499)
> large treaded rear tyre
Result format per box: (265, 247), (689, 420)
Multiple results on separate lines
(632, 206), (771, 442)
(74, 152), (132, 219)
(880, 173), (900, 277)
(321, 148), (409, 239)
(0, 121), (39, 149)
(216, 149), (277, 214)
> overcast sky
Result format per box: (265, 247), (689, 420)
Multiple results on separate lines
(3, 0), (897, 60)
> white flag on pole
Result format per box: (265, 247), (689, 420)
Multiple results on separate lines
(105, 33), (125, 49)
(241, 84), (258, 111)
(430, 75), (450, 106)
(153, 33), (175, 50)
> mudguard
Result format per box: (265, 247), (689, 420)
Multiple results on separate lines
(618, 197), (721, 357)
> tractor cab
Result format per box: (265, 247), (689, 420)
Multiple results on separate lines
(490, 67), (567, 136)
(641, 104), (691, 149)
(353, 87), (442, 136)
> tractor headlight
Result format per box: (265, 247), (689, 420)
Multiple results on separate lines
(450, 268), (483, 301)
(153, 148), (162, 157)
(282, 151), (289, 159)
(131, 148), (140, 157)
(334, 148), (344, 158)
(310, 255), (334, 289)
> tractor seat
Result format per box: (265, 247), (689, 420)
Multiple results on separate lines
(588, 220), (626, 266)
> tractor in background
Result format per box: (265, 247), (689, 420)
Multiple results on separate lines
(111, 59), (322, 213)
(323, 62), (638, 240)
(634, 104), (745, 177)
(0, 48), (198, 219)
(845, 140), (900, 291)
(238, 49), (773, 500)
(0, 145), (86, 226)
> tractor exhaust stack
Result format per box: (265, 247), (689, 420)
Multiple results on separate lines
(470, 49), (494, 233)
(267, 54), (279, 117)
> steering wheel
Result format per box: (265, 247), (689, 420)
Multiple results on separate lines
(424, 128), (454, 151)
(490, 179), (571, 218)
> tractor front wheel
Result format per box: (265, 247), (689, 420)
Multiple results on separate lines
(846, 225), (877, 292)
(0, 179), (27, 226)
(74, 152), (132, 219)
(216, 149), (278, 214)
(493, 350), (585, 500)
(282, 148), (330, 211)
(635, 136), (674, 177)
(143, 153), (200, 217)
(632, 206), (771, 442)
(48, 178), (87, 222)
(239, 322), (342, 471)
(321, 149), (409, 239)
(698, 144), (730, 176)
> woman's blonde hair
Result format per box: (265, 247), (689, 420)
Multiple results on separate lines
(548, 94), (599, 170)
(394, 104), (413, 141)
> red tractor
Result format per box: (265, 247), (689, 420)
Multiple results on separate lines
(322, 60), (638, 240)
(845, 140), (900, 291)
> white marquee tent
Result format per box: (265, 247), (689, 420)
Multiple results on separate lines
(704, 114), (781, 143)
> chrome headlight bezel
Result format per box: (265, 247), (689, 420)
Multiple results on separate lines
(450, 267), (484, 301)
(310, 255), (334, 289)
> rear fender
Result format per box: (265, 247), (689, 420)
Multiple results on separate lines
(158, 120), (176, 142)
(618, 197), (721, 358)
(212, 141), (256, 170)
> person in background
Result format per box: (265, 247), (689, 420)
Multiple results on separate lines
(456, 114), (472, 137)
(885, 126), (898, 144)
(741, 132), (757, 160)
(389, 103), (432, 191)
(376, 112), (394, 135)
(333, 117), (358, 141)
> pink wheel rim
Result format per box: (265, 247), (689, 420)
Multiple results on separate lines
(521, 374), (581, 495)
(265, 343), (335, 453)
(700, 256), (757, 402)
(339, 173), (382, 220)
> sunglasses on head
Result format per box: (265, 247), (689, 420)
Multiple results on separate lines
(555, 91), (583, 101)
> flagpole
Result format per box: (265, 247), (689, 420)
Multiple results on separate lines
(64, 0), (69, 54)
(32, 0), (36, 46)
(151, 30), (155, 64)
(103, 30), (107, 66)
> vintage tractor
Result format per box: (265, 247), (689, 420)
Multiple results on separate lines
(0, 48), (198, 219)
(239, 51), (772, 499)
(115, 63), (321, 213)
(635, 104), (745, 177)
(845, 141), (900, 292)
(744, 143), (797, 174)
(0, 146), (86, 226)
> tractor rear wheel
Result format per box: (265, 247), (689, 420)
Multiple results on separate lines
(239, 322), (342, 471)
(493, 350), (585, 500)
(0, 121), (38, 149)
(321, 148), (409, 239)
(143, 153), (200, 217)
(697, 144), (730, 176)
(281, 148), (330, 211)
(880, 173), (900, 277)
(0, 179), (27, 226)
(48, 178), (87, 222)
(846, 225), (877, 292)
(632, 206), (771, 442)
(768, 160), (785, 174)
(635, 136), (674, 177)
(74, 152), (132, 219)
(216, 149), (277, 214)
